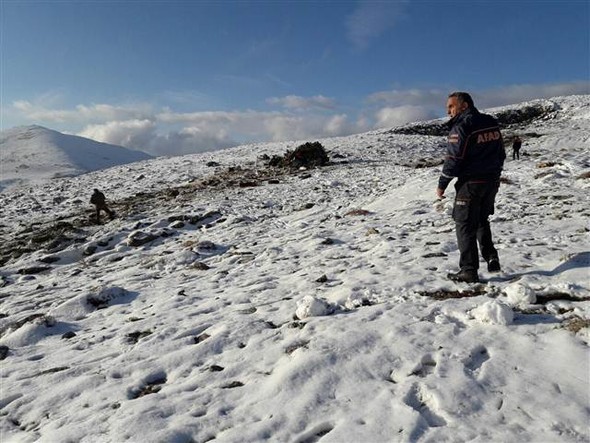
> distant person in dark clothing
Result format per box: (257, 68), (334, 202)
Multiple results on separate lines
(437, 92), (506, 283)
(512, 136), (522, 160)
(90, 189), (115, 223)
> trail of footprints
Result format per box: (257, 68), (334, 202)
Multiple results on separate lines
(397, 346), (494, 440)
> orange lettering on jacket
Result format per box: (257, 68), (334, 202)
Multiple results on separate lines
(476, 131), (501, 143)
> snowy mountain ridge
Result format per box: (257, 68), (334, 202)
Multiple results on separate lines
(0, 125), (152, 192)
(0, 95), (588, 443)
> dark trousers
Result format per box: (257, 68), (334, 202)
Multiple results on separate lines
(95, 204), (114, 221)
(452, 181), (499, 271)
(513, 149), (520, 160)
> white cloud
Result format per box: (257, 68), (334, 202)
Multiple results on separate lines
(324, 114), (351, 135)
(13, 101), (153, 123)
(262, 113), (362, 142)
(346, 1), (408, 50)
(78, 120), (157, 149)
(73, 109), (363, 156)
(374, 106), (437, 128)
(267, 95), (336, 110)
(474, 81), (590, 108)
(78, 119), (235, 157)
(8, 81), (587, 156)
(368, 88), (445, 107)
(368, 81), (590, 120)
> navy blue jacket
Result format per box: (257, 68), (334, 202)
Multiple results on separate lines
(438, 108), (505, 191)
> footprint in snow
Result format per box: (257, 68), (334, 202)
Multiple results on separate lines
(402, 383), (447, 442)
(293, 422), (335, 443)
(463, 345), (490, 375)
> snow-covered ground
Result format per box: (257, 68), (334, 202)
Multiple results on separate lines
(0, 96), (589, 443)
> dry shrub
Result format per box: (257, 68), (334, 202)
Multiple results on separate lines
(536, 161), (560, 168)
(563, 317), (590, 333)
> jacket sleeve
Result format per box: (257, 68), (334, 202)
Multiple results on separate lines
(438, 124), (467, 191)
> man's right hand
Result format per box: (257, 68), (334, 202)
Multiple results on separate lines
(436, 188), (445, 199)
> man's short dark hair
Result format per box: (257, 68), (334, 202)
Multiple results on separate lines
(448, 92), (475, 108)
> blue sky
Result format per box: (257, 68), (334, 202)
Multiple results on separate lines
(1, 0), (588, 155)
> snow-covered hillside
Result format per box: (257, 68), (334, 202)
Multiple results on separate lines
(0, 96), (589, 443)
(0, 125), (152, 191)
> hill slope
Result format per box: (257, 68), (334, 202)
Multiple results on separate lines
(0, 125), (152, 191)
(0, 96), (588, 443)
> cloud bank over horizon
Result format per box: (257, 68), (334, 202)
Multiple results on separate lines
(5, 81), (588, 156)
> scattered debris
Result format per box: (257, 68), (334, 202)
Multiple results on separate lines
(285, 341), (309, 354)
(129, 375), (167, 399)
(562, 317), (590, 333)
(418, 287), (487, 300)
(345, 209), (371, 217)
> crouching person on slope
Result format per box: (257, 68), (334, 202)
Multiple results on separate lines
(436, 92), (506, 283)
(90, 188), (115, 224)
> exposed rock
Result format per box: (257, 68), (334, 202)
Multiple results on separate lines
(126, 330), (152, 344)
(18, 266), (51, 275)
(192, 262), (210, 270)
(87, 286), (129, 309)
(0, 345), (9, 360)
(391, 102), (558, 136)
(239, 180), (259, 187)
(126, 231), (158, 247)
(165, 189), (180, 198)
(222, 381), (244, 389)
(83, 244), (98, 256)
(422, 252), (447, 258)
(39, 255), (61, 264)
(316, 274), (328, 283)
(197, 241), (216, 250)
(194, 333), (211, 344)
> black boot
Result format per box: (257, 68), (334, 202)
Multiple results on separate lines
(447, 269), (479, 283)
(487, 259), (501, 273)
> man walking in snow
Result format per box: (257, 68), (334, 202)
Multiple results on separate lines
(436, 92), (505, 283)
(512, 136), (522, 160)
(90, 189), (115, 224)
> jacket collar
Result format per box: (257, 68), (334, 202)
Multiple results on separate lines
(446, 107), (479, 128)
